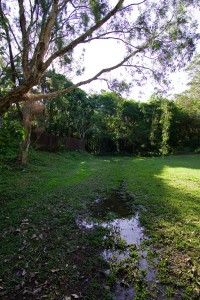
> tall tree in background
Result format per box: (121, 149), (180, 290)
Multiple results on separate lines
(41, 70), (94, 139)
(173, 53), (200, 152)
(41, 71), (73, 135)
(121, 100), (147, 153)
(149, 94), (172, 155)
(175, 53), (200, 115)
(88, 92), (123, 152)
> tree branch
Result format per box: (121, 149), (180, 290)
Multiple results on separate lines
(1, 44), (144, 111)
(21, 46), (147, 102)
(119, 0), (147, 11)
(18, 0), (29, 78)
(0, 1), (19, 87)
(43, 0), (125, 71)
(29, 1), (59, 76)
(84, 36), (139, 49)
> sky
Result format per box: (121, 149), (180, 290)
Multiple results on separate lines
(74, 40), (191, 102)
(72, 2), (200, 102)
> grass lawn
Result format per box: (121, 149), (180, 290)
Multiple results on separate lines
(0, 151), (199, 299)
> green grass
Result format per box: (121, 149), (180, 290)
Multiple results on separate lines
(0, 151), (200, 299)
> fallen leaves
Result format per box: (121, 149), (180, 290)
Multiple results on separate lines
(62, 293), (83, 299)
(0, 206), (108, 299)
(29, 271), (38, 278)
(50, 268), (60, 273)
(33, 287), (42, 294)
(31, 233), (44, 240)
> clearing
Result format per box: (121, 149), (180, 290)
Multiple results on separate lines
(0, 152), (199, 299)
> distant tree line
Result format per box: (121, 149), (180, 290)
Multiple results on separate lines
(0, 0), (199, 164)
(1, 61), (200, 160)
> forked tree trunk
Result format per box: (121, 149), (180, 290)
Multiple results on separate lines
(18, 100), (45, 164)
(18, 101), (33, 165)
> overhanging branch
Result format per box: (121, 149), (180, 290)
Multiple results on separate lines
(21, 46), (147, 102)
(43, 0), (124, 70)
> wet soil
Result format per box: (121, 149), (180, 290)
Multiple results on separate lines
(78, 182), (164, 299)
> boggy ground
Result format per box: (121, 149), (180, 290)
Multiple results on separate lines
(0, 151), (199, 299)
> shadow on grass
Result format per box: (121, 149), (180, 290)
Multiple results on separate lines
(0, 152), (199, 299)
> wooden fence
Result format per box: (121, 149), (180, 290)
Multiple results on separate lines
(31, 131), (85, 151)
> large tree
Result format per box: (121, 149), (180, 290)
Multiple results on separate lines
(0, 0), (198, 109)
(175, 53), (200, 115)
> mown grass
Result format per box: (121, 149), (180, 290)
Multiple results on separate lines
(0, 151), (199, 299)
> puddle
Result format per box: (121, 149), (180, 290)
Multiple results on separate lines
(100, 213), (159, 299)
(77, 183), (163, 299)
(90, 188), (135, 220)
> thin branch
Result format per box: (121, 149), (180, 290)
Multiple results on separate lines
(43, 0), (125, 70)
(27, 0), (38, 36)
(124, 64), (166, 90)
(84, 36), (139, 49)
(29, 1), (59, 74)
(18, 0), (29, 78)
(68, 0), (90, 10)
(58, 0), (71, 11)
(0, 1), (19, 86)
(0, 2), (22, 53)
(123, 64), (156, 73)
(22, 45), (147, 102)
(119, 0), (147, 11)
(51, 28), (130, 44)
(95, 77), (118, 91)
(1, 39), (145, 110)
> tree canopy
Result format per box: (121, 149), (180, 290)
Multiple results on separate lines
(0, 0), (199, 112)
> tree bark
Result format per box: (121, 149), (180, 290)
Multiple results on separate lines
(18, 124), (32, 165)
(0, 0), (126, 112)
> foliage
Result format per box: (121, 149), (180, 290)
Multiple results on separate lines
(84, 92), (175, 155)
(121, 100), (151, 154)
(87, 92), (124, 153)
(0, 0), (198, 111)
(0, 108), (24, 160)
(148, 94), (172, 155)
(0, 0), (198, 163)
(175, 53), (200, 115)
(169, 104), (200, 153)
(1, 78), (200, 159)
(173, 52), (200, 152)
(27, 76), (200, 156)
(40, 70), (94, 138)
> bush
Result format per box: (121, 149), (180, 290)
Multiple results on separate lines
(0, 110), (24, 160)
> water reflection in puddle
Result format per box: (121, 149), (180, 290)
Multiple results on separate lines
(107, 213), (144, 245)
(77, 185), (160, 299)
(104, 214), (158, 299)
(102, 213), (144, 262)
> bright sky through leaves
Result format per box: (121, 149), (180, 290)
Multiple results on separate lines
(72, 2), (200, 101)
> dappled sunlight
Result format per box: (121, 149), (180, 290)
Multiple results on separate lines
(154, 165), (200, 199)
(103, 159), (111, 163)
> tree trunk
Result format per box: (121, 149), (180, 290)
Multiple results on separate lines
(18, 124), (32, 164)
